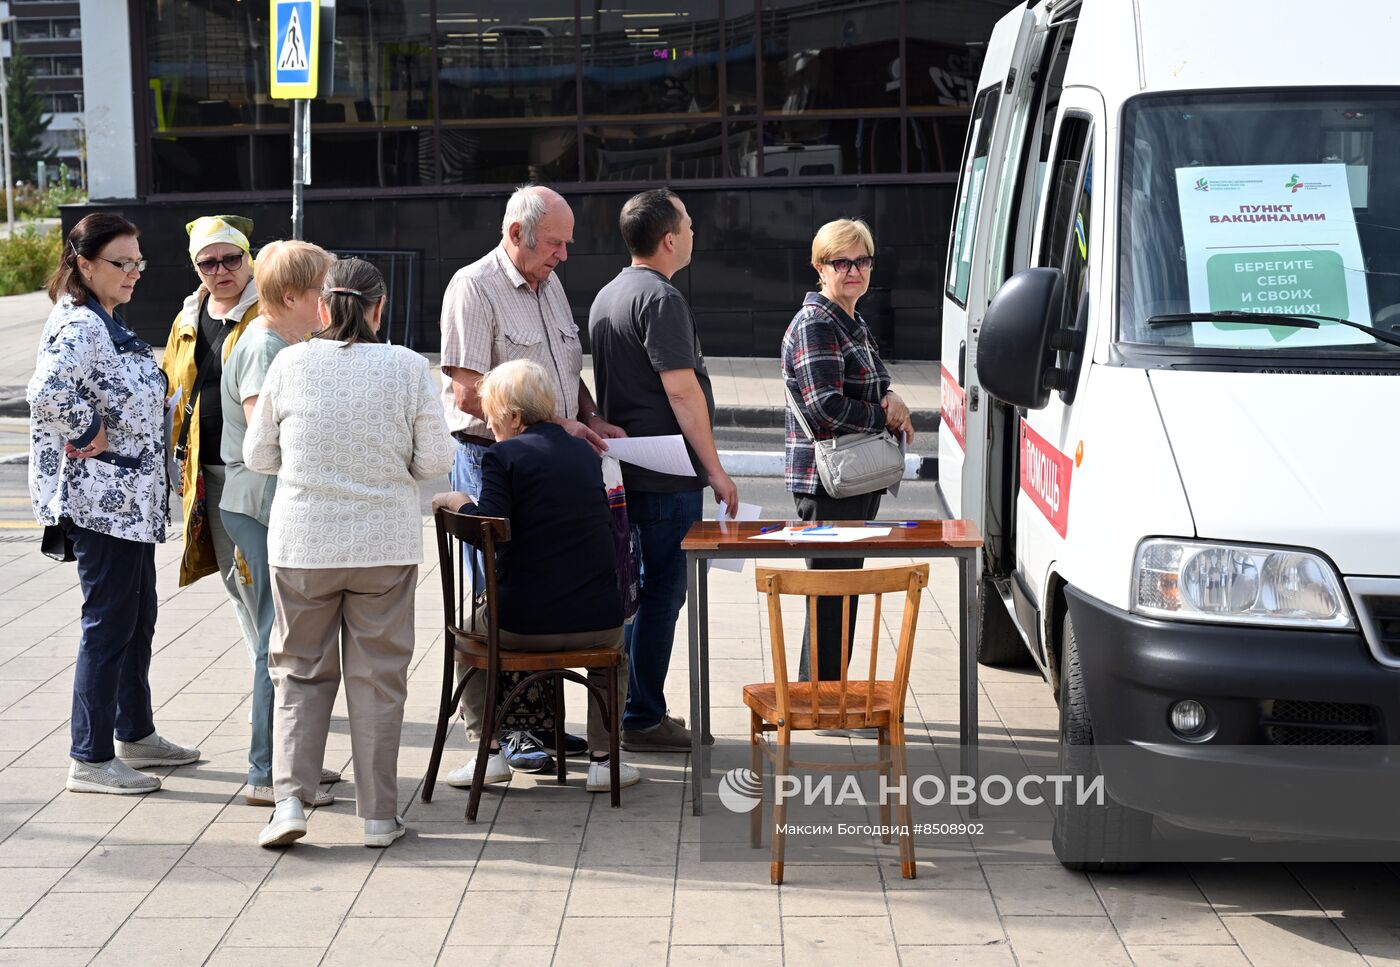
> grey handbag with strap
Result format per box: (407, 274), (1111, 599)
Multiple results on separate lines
(783, 381), (905, 499)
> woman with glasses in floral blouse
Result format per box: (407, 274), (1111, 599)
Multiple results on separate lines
(28, 213), (201, 794)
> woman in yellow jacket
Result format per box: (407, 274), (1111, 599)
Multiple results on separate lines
(161, 215), (262, 663)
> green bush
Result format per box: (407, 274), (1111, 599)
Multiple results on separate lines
(0, 224), (59, 296)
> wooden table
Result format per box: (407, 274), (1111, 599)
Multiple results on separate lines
(681, 519), (982, 815)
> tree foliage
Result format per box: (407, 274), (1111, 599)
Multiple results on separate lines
(5, 49), (55, 184)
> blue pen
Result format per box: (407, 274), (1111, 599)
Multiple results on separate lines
(866, 521), (917, 527)
(801, 525), (835, 533)
(757, 524), (781, 534)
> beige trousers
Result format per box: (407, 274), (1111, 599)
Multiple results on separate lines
(460, 604), (627, 755)
(269, 563), (417, 820)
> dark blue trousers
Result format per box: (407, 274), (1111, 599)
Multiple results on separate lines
(64, 519), (157, 763)
(622, 488), (703, 731)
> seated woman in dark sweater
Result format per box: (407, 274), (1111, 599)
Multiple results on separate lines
(433, 359), (638, 793)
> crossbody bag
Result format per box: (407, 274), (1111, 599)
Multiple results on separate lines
(783, 306), (904, 499)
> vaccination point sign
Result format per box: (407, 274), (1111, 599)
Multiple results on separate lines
(270, 0), (319, 100)
(1174, 162), (1371, 348)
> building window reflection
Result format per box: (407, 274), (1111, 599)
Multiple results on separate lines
(138, 0), (1015, 194)
(437, 1), (578, 120)
(581, 1), (721, 118)
(762, 0), (901, 115)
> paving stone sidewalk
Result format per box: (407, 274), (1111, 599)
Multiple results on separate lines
(2, 527), (1398, 966)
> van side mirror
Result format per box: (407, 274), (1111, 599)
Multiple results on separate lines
(976, 267), (1064, 410)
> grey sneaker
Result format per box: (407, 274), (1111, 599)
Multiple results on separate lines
(621, 714), (692, 753)
(245, 785), (335, 807)
(115, 732), (199, 769)
(66, 757), (161, 795)
(319, 767), (341, 784)
(364, 817), (407, 848)
(258, 797), (307, 848)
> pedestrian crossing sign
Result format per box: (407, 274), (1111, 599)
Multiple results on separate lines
(270, 0), (319, 99)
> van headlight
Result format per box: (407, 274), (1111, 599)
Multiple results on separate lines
(1132, 539), (1352, 629)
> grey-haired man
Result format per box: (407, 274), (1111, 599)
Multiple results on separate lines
(439, 184), (626, 782)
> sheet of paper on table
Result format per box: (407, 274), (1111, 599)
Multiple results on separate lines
(711, 501), (764, 572)
(602, 434), (693, 477)
(750, 526), (891, 542)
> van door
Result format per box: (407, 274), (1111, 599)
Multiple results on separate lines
(1016, 88), (1107, 628)
(937, 4), (1033, 519)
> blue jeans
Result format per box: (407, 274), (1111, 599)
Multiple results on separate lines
(622, 488), (703, 731)
(221, 509), (275, 786)
(65, 519), (157, 763)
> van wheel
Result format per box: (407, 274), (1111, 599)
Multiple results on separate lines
(977, 573), (1032, 667)
(1051, 609), (1152, 871)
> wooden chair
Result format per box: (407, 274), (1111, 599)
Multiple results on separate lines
(746, 563), (929, 884)
(422, 509), (624, 820)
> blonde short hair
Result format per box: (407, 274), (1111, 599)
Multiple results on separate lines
(480, 359), (556, 429)
(811, 218), (875, 267)
(254, 240), (335, 311)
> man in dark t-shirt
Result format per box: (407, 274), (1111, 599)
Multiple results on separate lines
(589, 189), (739, 752)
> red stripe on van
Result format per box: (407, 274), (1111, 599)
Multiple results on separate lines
(940, 365), (966, 452)
(1019, 420), (1072, 538)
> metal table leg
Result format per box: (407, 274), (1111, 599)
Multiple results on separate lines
(959, 550), (980, 819)
(698, 557), (714, 762)
(688, 552), (704, 816)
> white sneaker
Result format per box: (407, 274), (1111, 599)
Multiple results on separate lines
(114, 732), (200, 768)
(245, 785), (334, 807)
(258, 797), (307, 848)
(66, 757), (161, 795)
(364, 817), (407, 848)
(586, 760), (642, 793)
(446, 753), (511, 788)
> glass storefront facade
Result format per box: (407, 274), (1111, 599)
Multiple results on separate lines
(137, 0), (1011, 195)
(100, 0), (1014, 357)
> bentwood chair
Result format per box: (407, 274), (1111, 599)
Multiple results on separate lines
(746, 564), (929, 884)
(422, 509), (624, 820)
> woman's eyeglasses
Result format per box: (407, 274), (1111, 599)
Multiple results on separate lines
(194, 252), (246, 276)
(822, 256), (875, 275)
(98, 257), (147, 274)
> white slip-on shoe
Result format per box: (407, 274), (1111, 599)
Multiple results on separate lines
(114, 732), (200, 768)
(258, 797), (307, 848)
(319, 767), (341, 784)
(245, 785), (334, 807)
(364, 817), (407, 848)
(586, 760), (642, 793)
(66, 757), (161, 795)
(446, 753), (511, 788)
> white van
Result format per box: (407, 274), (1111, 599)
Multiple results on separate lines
(939, 0), (1400, 868)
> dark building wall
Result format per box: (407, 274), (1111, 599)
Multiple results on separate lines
(64, 180), (952, 360)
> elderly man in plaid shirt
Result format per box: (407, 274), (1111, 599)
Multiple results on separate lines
(781, 217), (914, 683)
(438, 184), (626, 784)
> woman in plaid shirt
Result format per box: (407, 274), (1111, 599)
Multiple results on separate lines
(780, 218), (914, 682)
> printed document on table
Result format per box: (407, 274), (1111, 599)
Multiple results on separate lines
(712, 501), (763, 572)
(603, 434), (693, 477)
(750, 526), (890, 543)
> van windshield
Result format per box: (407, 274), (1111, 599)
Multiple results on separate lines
(1118, 90), (1400, 355)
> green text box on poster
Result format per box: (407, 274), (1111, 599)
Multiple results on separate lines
(1206, 249), (1349, 330)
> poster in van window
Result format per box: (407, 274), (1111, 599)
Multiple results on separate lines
(1174, 163), (1371, 347)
